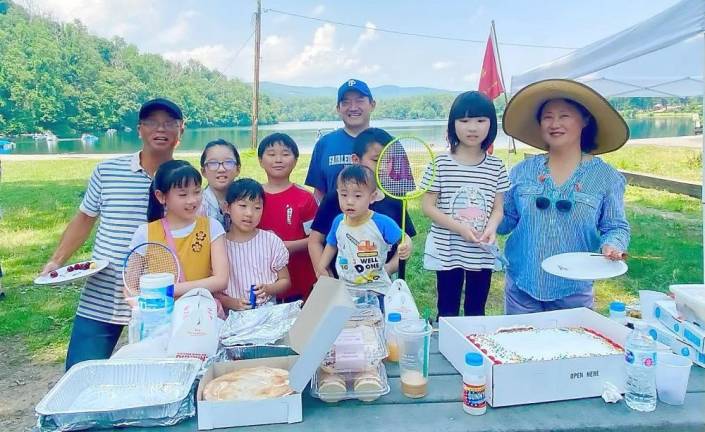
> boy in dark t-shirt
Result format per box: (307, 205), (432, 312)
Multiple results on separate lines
(308, 128), (415, 276)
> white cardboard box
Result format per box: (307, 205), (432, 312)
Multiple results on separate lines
(439, 308), (666, 407)
(197, 276), (355, 430)
(654, 300), (705, 353)
(647, 321), (705, 367)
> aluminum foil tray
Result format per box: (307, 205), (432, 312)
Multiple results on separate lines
(35, 359), (200, 431)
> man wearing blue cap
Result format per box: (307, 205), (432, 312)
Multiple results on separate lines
(40, 98), (184, 370)
(305, 78), (376, 201)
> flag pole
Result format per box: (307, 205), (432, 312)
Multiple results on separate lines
(491, 20), (517, 157)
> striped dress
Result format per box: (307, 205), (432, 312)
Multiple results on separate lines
(77, 153), (152, 325)
(422, 153), (510, 271)
(224, 229), (289, 299)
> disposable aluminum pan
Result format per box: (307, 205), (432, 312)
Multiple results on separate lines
(35, 358), (200, 431)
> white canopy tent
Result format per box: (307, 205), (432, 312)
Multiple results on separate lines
(510, 0), (705, 280)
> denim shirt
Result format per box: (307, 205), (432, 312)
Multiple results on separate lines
(497, 154), (630, 301)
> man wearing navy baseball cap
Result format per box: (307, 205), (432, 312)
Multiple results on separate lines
(41, 97), (184, 370)
(305, 78), (376, 201)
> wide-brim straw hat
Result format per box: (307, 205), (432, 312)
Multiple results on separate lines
(503, 79), (629, 155)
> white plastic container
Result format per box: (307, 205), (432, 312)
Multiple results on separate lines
(138, 273), (175, 339)
(462, 352), (486, 415)
(669, 284), (705, 326)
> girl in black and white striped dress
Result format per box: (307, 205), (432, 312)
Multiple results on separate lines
(421, 91), (509, 318)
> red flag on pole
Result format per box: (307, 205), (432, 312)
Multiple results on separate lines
(478, 34), (503, 100)
(478, 32), (503, 154)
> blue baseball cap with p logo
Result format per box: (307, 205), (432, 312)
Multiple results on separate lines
(337, 78), (373, 103)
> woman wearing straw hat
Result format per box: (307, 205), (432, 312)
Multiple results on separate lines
(498, 79), (630, 314)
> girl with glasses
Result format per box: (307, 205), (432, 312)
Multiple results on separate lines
(199, 139), (241, 228)
(499, 79), (630, 315)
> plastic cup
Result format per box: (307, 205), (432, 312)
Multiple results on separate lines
(639, 290), (669, 323)
(656, 352), (692, 405)
(396, 319), (432, 398)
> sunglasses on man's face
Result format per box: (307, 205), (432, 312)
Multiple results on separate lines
(535, 196), (573, 212)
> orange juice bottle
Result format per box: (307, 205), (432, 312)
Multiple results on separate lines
(385, 312), (402, 362)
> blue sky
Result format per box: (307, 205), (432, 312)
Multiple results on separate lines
(30, 0), (681, 90)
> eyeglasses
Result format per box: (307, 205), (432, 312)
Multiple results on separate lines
(140, 119), (182, 131)
(535, 196), (573, 212)
(204, 159), (238, 172)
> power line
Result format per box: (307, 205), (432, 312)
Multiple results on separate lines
(221, 29), (256, 75)
(263, 8), (578, 50)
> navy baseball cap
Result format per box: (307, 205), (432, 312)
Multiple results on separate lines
(139, 98), (183, 120)
(337, 79), (373, 103)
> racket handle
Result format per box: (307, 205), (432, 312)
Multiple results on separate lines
(399, 259), (406, 280)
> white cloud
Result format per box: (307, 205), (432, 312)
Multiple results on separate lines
(358, 64), (381, 74)
(158, 10), (198, 44)
(163, 44), (238, 73)
(311, 5), (326, 16)
(27, 0), (161, 38)
(359, 22), (378, 43)
(263, 24), (373, 83)
(432, 61), (455, 70)
(463, 73), (480, 82)
(263, 35), (284, 47)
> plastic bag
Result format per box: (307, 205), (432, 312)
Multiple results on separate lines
(166, 288), (219, 362)
(385, 279), (419, 320)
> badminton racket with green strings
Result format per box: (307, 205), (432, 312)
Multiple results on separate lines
(375, 136), (436, 280)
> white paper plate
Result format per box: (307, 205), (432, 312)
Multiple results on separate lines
(34, 260), (109, 285)
(541, 252), (628, 281)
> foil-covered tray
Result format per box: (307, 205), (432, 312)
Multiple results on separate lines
(35, 359), (200, 431)
(220, 301), (302, 346)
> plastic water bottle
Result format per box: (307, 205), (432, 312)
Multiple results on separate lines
(385, 312), (402, 362)
(624, 322), (657, 412)
(137, 273), (174, 339)
(462, 352), (487, 415)
(609, 301), (627, 325)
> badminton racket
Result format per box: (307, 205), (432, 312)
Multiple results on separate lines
(122, 242), (181, 301)
(375, 136), (436, 279)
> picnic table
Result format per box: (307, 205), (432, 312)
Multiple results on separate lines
(141, 334), (705, 432)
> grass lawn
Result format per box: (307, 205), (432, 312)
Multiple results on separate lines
(0, 146), (702, 363)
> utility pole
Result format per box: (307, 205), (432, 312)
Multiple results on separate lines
(251, 0), (262, 149)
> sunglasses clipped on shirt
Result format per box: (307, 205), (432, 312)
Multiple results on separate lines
(535, 196), (573, 212)
(204, 159), (238, 172)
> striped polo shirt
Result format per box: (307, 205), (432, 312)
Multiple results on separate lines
(77, 152), (152, 325)
(421, 153), (510, 271)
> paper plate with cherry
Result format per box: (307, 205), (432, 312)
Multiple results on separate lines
(34, 260), (109, 285)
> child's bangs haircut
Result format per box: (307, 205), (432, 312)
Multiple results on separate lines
(337, 165), (376, 191)
(447, 91), (498, 153)
(257, 133), (300, 159)
(147, 160), (202, 221)
(353, 127), (394, 158)
(200, 138), (241, 167)
(226, 178), (265, 205)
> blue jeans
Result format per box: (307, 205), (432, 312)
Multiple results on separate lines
(65, 315), (124, 371)
(504, 274), (593, 315)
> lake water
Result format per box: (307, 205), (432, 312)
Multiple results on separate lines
(7, 117), (698, 155)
